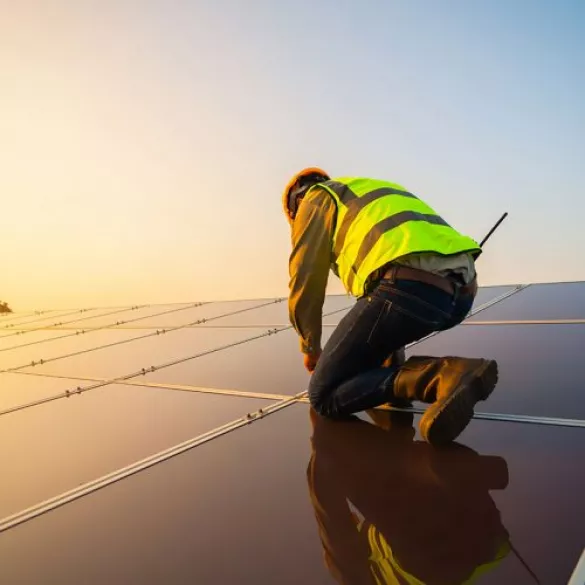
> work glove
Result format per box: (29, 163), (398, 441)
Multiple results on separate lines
(303, 349), (322, 374)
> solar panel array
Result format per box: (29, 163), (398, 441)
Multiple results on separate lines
(1, 282), (584, 585)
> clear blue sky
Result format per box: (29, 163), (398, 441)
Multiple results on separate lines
(1, 0), (584, 309)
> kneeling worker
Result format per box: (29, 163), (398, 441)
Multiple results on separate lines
(283, 168), (498, 445)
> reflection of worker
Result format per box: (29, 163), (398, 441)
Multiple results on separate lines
(283, 168), (498, 445)
(307, 408), (511, 585)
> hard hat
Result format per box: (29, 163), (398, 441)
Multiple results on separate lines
(282, 167), (330, 224)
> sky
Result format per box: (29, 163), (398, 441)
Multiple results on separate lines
(1, 0), (584, 310)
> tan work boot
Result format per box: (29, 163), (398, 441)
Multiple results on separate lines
(391, 356), (498, 446)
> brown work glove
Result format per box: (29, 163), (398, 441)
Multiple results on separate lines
(303, 349), (322, 374)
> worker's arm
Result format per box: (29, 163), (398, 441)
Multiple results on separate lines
(288, 188), (336, 355)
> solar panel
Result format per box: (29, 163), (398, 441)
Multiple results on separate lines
(0, 307), (155, 335)
(8, 328), (259, 380)
(1, 404), (583, 584)
(466, 284), (520, 308)
(0, 388), (273, 520)
(467, 282), (585, 322)
(0, 329), (142, 372)
(142, 328), (311, 396)
(186, 295), (354, 328)
(0, 282), (584, 584)
(1, 372), (92, 412)
(409, 322), (585, 419)
(0, 329), (74, 353)
(50, 303), (200, 329)
(0, 308), (102, 331)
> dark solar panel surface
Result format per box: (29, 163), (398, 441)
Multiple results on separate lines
(410, 323), (585, 419)
(467, 281), (585, 322)
(1, 282), (584, 585)
(0, 388), (272, 519)
(14, 328), (260, 379)
(142, 328), (312, 395)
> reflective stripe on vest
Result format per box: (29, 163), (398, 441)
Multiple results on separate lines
(362, 520), (510, 585)
(309, 177), (481, 297)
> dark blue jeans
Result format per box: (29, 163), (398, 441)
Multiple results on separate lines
(308, 278), (476, 418)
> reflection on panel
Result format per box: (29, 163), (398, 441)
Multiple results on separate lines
(318, 409), (585, 585)
(468, 282), (585, 321)
(1, 405), (583, 585)
(144, 328), (311, 396)
(0, 386), (270, 518)
(410, 323), (585, 418)
(26, 328), (260, 380)
(0, 373), (90, 411)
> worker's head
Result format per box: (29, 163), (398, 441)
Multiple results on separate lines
(282, 167), (330, 225)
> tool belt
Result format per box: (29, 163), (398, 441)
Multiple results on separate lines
(367, 263), (478, 297)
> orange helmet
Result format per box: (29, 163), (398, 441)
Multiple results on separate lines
(282, 167), (330, 224)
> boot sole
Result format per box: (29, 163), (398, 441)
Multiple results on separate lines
(419, 360), (498, 446)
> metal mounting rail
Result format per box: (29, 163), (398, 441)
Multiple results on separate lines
(0, 308), (89, 331)
(0, 311), (48, 324)
(8, 370), (585, 429)
(172, 317), (585, 329)
(8, 371), (289, 401)
(0, 306), (148, 339)
(462, 318), (585, 326)
(567, 548), (585, 585)
(32, 316), (585, 330)
(292, 397), (585, 428)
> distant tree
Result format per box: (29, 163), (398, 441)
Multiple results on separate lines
(0, 301), (12, 314)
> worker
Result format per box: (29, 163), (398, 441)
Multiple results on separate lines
(283, 168), (498, 445)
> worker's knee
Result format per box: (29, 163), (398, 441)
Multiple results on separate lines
(307, 379), (330, 416)
(308, 381), (343, 419)
(309, 398), (336, 418)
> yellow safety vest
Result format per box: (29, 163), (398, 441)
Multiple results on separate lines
(307, 177), (481, 297)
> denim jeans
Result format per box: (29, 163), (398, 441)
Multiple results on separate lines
(308, 278), (476, 418)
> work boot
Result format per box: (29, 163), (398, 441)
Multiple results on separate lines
(391, 356), (498, 446)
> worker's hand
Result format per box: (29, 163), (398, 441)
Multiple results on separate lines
(303, 349), (322, 374)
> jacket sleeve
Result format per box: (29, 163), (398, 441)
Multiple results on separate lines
(288, 188), (337, 354)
